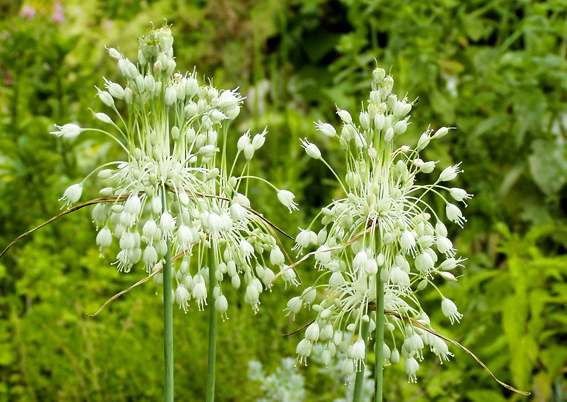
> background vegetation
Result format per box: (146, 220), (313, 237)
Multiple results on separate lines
(1, 0), (566, 401)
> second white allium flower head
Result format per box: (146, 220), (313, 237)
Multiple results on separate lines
(289, 67), (471, 382)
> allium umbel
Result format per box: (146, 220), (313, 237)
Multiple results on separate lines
(52, 25), (298, 317)
(289, 68), (471, 382)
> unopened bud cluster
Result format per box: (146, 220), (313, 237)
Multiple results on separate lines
(51, 25), (298, 317)
(289, 68), (471, 382)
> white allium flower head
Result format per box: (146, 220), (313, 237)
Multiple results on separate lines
(51, 24), (293, 315)
(289, 67), (470, 381)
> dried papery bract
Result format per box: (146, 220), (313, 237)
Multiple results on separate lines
(288, 68), (473, 400)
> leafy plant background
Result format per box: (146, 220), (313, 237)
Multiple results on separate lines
(0, 0), (566, 401)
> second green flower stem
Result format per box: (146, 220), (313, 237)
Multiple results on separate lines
(375, 274), (385, 402)
(206, 245), (218, 402)
(162, 191), (174, 402)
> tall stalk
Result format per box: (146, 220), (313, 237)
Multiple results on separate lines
(206, 246), (218, 402)
(162, 191), (174, 402)
(374, 274), (385, 402)
(352, 319), (370, 401)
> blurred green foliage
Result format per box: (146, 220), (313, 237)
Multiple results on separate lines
(0, 0), (566, 401)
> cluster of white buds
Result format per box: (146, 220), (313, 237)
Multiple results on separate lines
(288, 67), (471, 382)
(51, 24), (299, 317)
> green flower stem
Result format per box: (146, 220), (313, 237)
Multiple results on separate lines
(374, 274), (385, 402)
(162, 191), (174, 402)
(206, 245), (218, 402)
(352, 318), (370, 402)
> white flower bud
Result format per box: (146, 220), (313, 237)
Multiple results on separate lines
(315, 121), (336, 137)
(270, 247), (285, 266)
(419, 161), (436, 173)
(394, 118), (408, 134)
(165, 86), (177, 106)
(301, 139), (321, 159)
(433, 126), (451, 139)
(166, 59), (176, 75)
(185, 77), (199, 98)
(94, 112), (113, 124)
(305, 322), (320, 341)
(365, 258), (378, 275)
(160, 212), (175, 235)
(51, 123), (82, 139)
(96, 227), (112, 250)
(415, 252), (434, 272)
(237, 131), (250, 151)
(124, 87), (133, 104)
(373, 68), (386, 82)
(440, 271), (457, 281)
(107, 47), (121, 60)
(209, 109), (226, 124)
(329, 271), (344, 288)
(340, 358), (355, 376)
(143, 245), (158, 268)
(198, 145), (218, 158)
(230, 203), (248, 222)
(353, 251), (368, 270)
(124, 60), (138, 79)
(359, 112), (370, 130)
(336, 107), (352, 124)
(124, 195), (141, 215)
(389, 266), (410, 286)
(252, 130), (266, 150)
(391, 348), (400, 364)
(416, 132), (430, 151)
(374, 113), (385, 131)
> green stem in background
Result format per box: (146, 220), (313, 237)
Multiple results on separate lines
(352, 318), (370, 402)
(206, 245), (218, 402)
(374, 274), (385, 402)
(162, 191), (174, 402)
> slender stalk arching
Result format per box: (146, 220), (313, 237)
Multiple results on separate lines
(206, 245), (218, 402)
(162, 190), (174, 402)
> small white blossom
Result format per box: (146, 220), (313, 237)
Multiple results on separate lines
(300, 138), (321, 159)
(51, 123), (82, 139)
(439, 163), (462, 182)
(277, 190), (298, 212)
(60, 183), (83, 207)
(441, 297), (463, 324)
